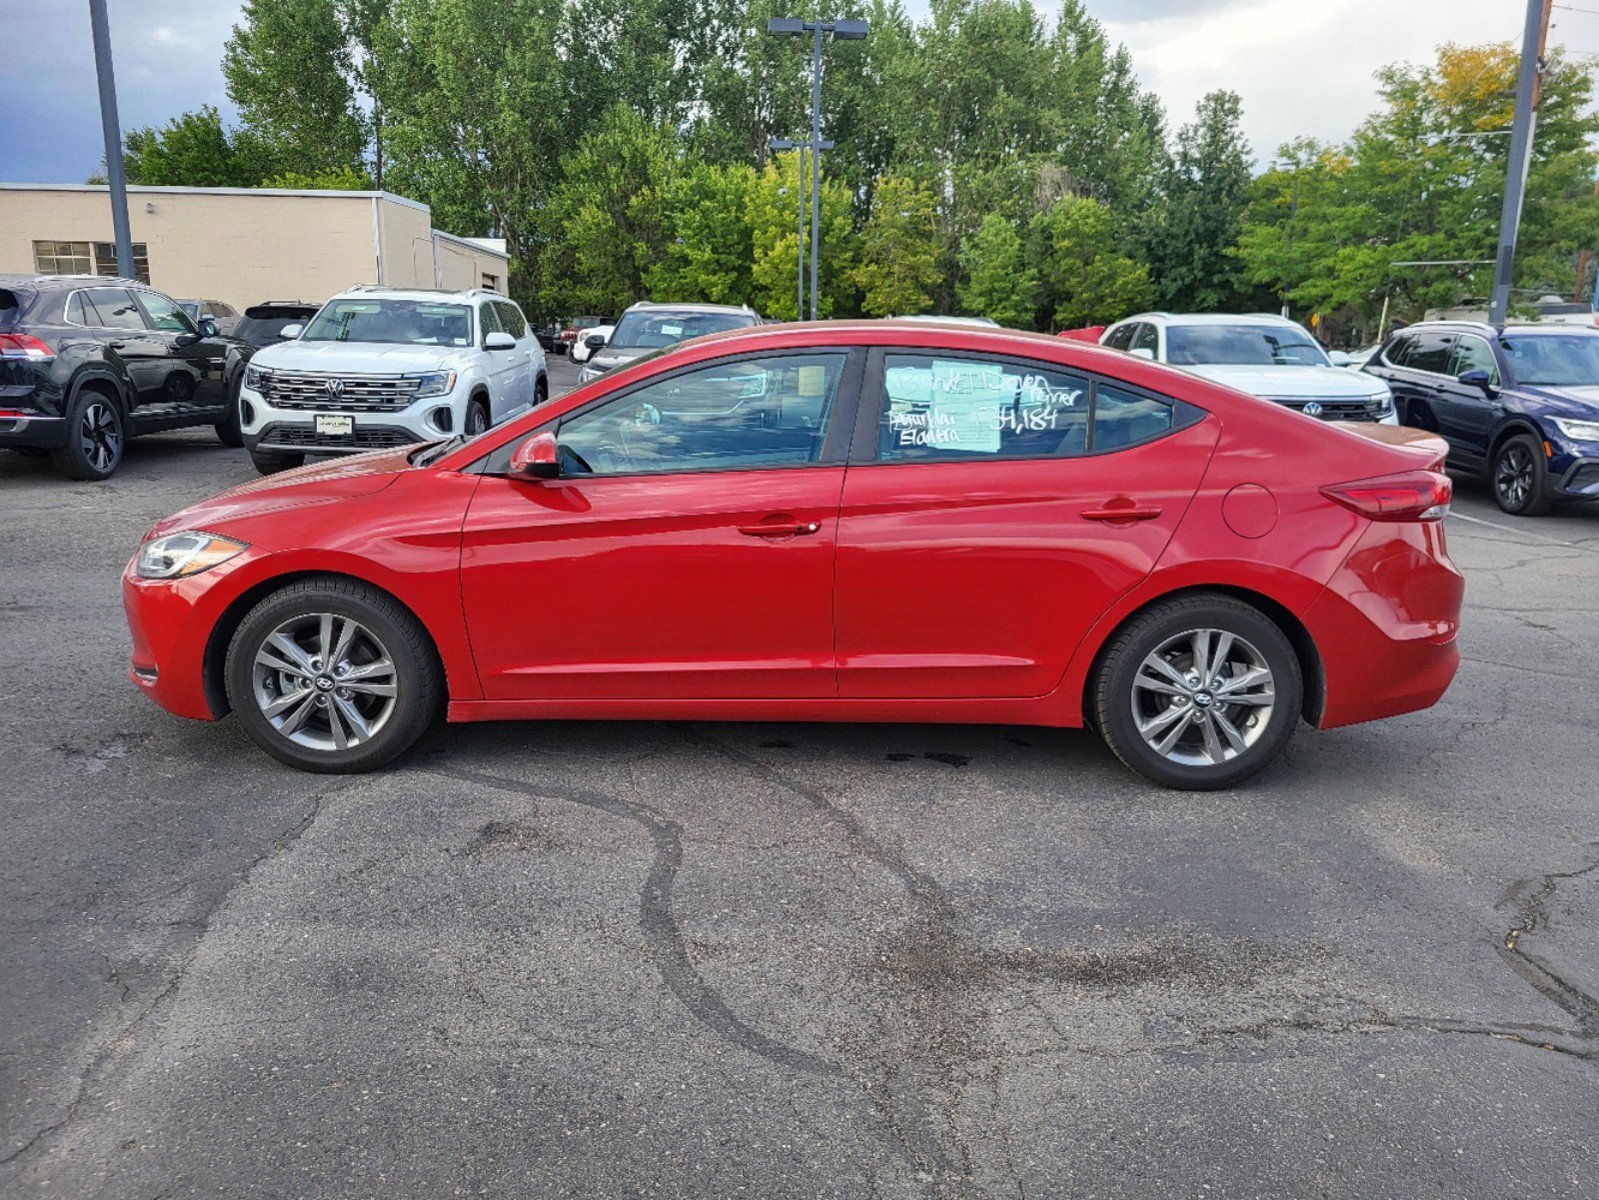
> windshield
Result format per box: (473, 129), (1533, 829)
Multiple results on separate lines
(1499, 334), (1599, 386)
(1165, 324), (1330, 367)
(302, 299), (473, 345)
(178, 302), (200, 319)
(608, 310), (755, 350)
(234, 315), (308, 345)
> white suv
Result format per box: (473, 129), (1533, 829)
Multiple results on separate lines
(1100, 312), (1397, 424)
(239, 285), (548, 473)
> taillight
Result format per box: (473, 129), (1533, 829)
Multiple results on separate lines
(0, 333), (56, 362)
(1321, 470), (1452, 521)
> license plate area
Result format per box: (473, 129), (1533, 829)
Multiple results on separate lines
(315, 414), (354, 436)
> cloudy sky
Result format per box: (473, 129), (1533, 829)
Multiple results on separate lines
(0, 0), (1571, 184)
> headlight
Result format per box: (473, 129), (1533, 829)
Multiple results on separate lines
(244, 364), (268, 391)
(1367, 387), (1394, 414)
(412, 370), (456, 398)
(136, 531), (248, 580)
(1551, 416), (1599, 443)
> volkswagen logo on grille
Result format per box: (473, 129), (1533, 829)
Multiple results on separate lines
(325, 378), (346, 399)
(1303, 400), (1324, 418)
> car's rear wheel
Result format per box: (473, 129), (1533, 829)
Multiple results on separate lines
(250, 449), (305, 475)
(1491, 433), (1554, 516)
(1094, 594), (1302, 790)
(225, 579), (441, 773)
(534, 376), (548, 407)
(50, 389), (124, 481)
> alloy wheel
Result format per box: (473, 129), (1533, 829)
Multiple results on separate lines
(250, 612), (398, 752)
(1130, 628), (1276, 767)
(1496, 444), (1533, 509)
(80, 402), (121, 472)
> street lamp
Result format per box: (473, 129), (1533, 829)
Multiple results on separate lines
(768, 15), (867, 320)
(770, 135), (834, 321)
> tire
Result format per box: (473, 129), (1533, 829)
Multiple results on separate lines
(225, 578), (441, 773)
(534, 376), (549, 407)
(465, 396), (490, 436)
(1094, 593), (1303, 791)
(1491, 433), (1554, 516)
(250, 449), (305, 476)
(215, 373), (244, 448)
(50, 388), (125, 481)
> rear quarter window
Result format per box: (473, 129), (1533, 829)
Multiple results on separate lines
(0, 289), (22, 329)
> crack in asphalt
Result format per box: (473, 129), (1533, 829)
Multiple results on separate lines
(1495, 849), (1599, 1040)
(0, 782), (345, 1171)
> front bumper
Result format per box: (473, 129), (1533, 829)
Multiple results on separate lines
(240, 384), (452, 456)
(123, 553), (251, 721)
(1554, 454), (1599, 500)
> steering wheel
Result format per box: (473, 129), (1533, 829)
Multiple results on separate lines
(634, 402), (661, 426)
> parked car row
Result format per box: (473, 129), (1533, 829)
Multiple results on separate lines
(0, 276), (548, 480)
(1088, 309), (1599, 518)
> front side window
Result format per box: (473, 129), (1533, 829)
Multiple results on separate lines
(1450, 335), (1501, 385)
(81, 287), (146, 331)
(878, 354), (1092, 461)
(495, 301), (527, 339)
(1102, 323), (1135, 352)
(136, 291), (198, 334)
(608, 309), (757, 350)
(302, 299), (473, 346)
(478, 301), (502, 342)
(1130, 323), (1160, 356)
(558, 352), (845, 476)
(1164, 323), (1329, 367)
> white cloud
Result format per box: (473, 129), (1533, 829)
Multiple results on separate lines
(1100, 0), (1531, 159)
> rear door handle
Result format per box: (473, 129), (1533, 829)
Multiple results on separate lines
(738, 521), (821, 538)
(1081, 502), (1163, 523)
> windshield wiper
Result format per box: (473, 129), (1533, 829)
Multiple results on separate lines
(412, 435), (466, 467)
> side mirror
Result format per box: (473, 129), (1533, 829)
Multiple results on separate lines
(509, 431), (560, 479)
(584, 333), (607, 350)
(485, 331), (516, 351)
(1457, 367), (1493, 392)
(198, 317), (219, 338)
(1129, 347), (1155, 361)
(279, 323), (304, 339)
(1328, 350), (1352, 367)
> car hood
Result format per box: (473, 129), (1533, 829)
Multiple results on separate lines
(1521, 383), (1599, 419)
(253, 341), (464, 373)
(148, 448), (413, 540)
(1182, 364), (1388, 398)
(587, 346), (653, 373)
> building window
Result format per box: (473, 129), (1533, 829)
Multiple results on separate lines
(481, 273), (498, 291)
(31, 239), (149, 282)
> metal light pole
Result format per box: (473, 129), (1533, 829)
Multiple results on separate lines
(1489, 0), (1553, 325)
(768, 16), (868, 320)
(88, 0), (135, 280)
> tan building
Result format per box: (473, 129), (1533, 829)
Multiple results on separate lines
(0, 183), (511, 311)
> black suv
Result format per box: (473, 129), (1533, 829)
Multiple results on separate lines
(0, 274), (243, 480)
(1364, 321), (1599, 515)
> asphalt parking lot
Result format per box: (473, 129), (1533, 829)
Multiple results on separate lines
(3, 354), (1597, 1198)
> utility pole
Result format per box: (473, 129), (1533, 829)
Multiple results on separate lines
(88, 0), (135, 281)
(1489, 0), (1553, 326)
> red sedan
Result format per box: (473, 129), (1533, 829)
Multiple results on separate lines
(124, 322), (1463, 789)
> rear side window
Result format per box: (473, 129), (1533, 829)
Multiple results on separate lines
(879, 354), (1090, 461)
(494, 301), (527, 339)
(82, 287), (146, 331)
(1405, 330), (1456, 375)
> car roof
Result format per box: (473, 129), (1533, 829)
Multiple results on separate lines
(0, 273), (150, 290)
(1395, 320), (1599, 337)
(622, 301), (759, 316)
(1120, 312), (1305, 328)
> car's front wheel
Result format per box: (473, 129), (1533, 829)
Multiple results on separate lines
(1094, 594), (1302, 790)
(215, 373), (245, 448)
(225, 578), (441, 773)
(1491, 433), (1554, 516)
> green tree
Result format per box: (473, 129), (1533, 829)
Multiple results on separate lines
(748, 152), (858, 319)
(646, 162), (757, 304)
(1146, 90), (1253, 311)
(850, 175), (941, 315)
(957, 213), (1038, 328)
(1031, 196), (1152, 329)
(121, 107), (268, 187)
(546, 105), (680, 315)
(223, 0), (368, 176)
(260, 165), (374, 190)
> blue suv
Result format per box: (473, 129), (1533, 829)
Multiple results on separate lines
(1364, 321), (1599, 515)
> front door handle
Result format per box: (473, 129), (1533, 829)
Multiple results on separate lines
(1081, 501), (1163, 523)
(738, 520), (821, 538)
